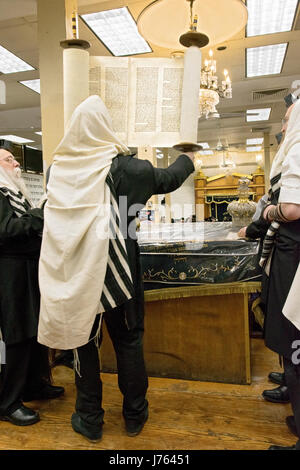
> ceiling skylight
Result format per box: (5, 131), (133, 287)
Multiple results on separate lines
(246, 108), (271, 122)
(0, 135), (34, 144)
(246, 0), (298, 37)
(19, 79), (40, 94)
(246, 43), (288, 77)
(246, 138), (264, 145)
(80, 7), (152, 57)
(0, 45), (34, 74)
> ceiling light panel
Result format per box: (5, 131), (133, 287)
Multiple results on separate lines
(246, 138), (264, 145)
(0, 135), (34, 144)
(0, 45), (34, 74)
(247, 146), (262, 152)
(246, 43), (288, 77)
(246, 0), (298, 37)
(198, 142), (210, 149)
(19, 79), (40, 94)
(35, 131), (42, 136)
(246, 108), (271, 122)
(81, 7), (152, 57)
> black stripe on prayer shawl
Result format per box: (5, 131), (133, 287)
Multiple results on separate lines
(0, 187), (31, 217)
(104, 264), (129, 304)
(109, 217), (130, 264)
(100, 291), (111, 312)
(99, 172), (134, 312)
(259, 171), (282, 271)
(270, 173), (281, 187)
(109, 241), (134, 293)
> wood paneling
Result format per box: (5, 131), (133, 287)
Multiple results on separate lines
(101, 283), (258, 384)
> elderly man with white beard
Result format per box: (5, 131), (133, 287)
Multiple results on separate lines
(0, 146), (64, 426)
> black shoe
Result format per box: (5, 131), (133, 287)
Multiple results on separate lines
(269, 444), (296, 450)
(268, 372), (285, 386)
(286, 416), (299, 438)
(71, 413), (102, 443)
(125, 409), (148, 437)
(23, 383), (65, 401)
(0, 405), (40, 426)
(262, 385), (290, 404)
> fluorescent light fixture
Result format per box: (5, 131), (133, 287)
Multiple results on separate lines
(246, 108), (271, 122)
(0, 45), (34, 74)
(19, 79), (40, 94)
(35, 131), (42, 136)
(81, 7), (152, 57)
(247, 146), (262, 152)
(246, 43), (288, 77)
(0, 135), (34, 144)
(246, 0), (298, 37)
(246, 138), (264, 145)
(200, 150), (214, 156)
(198, 142), (210, 149)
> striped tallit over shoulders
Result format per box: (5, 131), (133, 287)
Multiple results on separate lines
(0, 186), (32, 216)
(259, 168), (283, 273)
(99, 172), (134, 312)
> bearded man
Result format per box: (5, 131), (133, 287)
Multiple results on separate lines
(0, 146), (63, 426)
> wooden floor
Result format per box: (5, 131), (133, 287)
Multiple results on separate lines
(0, 338), (298, 450)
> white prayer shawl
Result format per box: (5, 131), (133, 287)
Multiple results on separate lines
(276, 99), (300, 331)
(38, 95), (130, 349)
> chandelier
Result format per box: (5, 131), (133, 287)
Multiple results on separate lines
(219, 150), (236, 174)
(199, 49), (232, 118)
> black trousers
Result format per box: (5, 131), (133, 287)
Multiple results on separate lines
(284, 358), (300, 449)
(0, 337), (50, 414)
(75, 306), (148, 429)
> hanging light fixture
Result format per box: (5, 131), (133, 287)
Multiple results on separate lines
(199, 49), (232, 118)
(137, 0), (248, 50)
(219, 150), (236, 173)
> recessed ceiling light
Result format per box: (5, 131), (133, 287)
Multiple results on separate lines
(246, 138), (264, 145)
(35, 131), (42, 136)
(0, 135), (34, 144)
(246, 0), (298, 37)
(19, 79), (40, 94)
(0, 45), (34, 74)
(246, 43), (288, 77)
(247, 146), (262, 152)
(80, 7), (152, 57)
(246, 108), (271, 122)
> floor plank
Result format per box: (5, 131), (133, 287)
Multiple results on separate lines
(0, 338), (297, 450)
